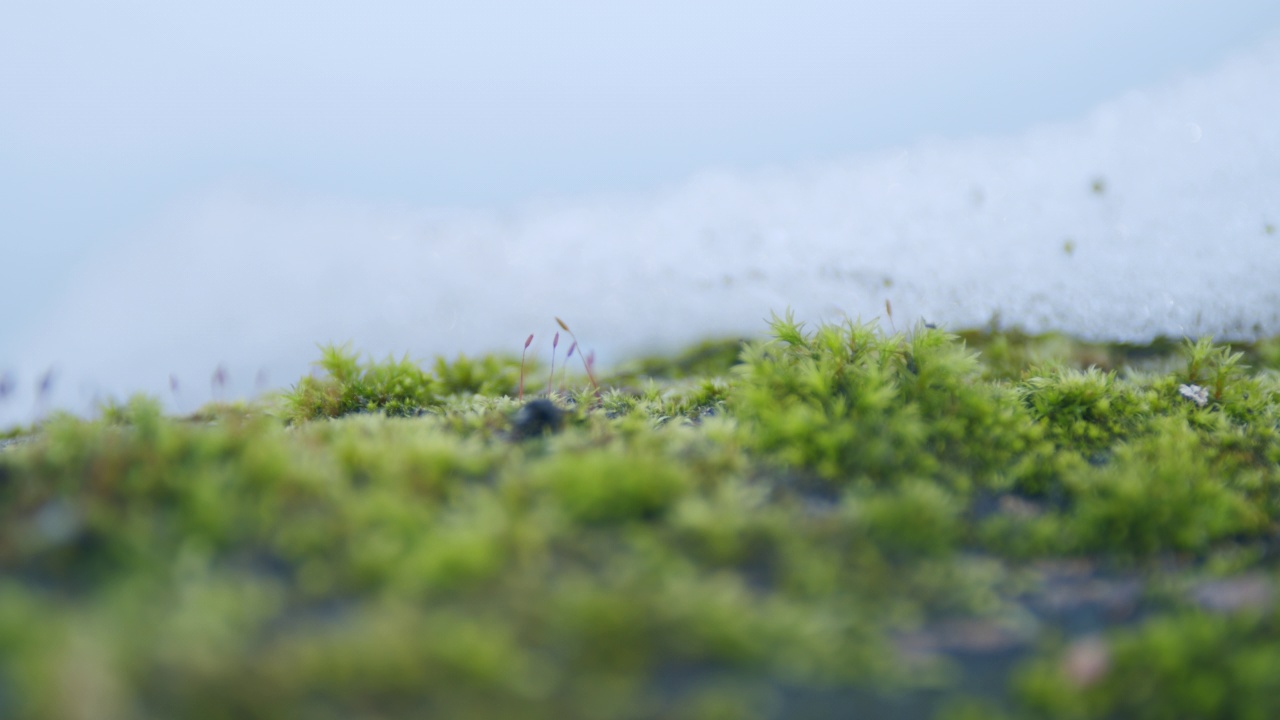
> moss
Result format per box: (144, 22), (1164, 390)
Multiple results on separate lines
(1062, 417), (1268, 556)
(958, 329), (1185, 380)
(1016, 608), (1280, 719)
(527, 449), (691, 524)
(732, 313), (1037, 491)
(1, 424), (34, 442)
(1019, 366), (1151, 457)
(284, 344), (439, 421)
(855, 480), (963, 559)
(432, 353), (522, 397)
(2, 317), (1280, 718)
(612, 338), (747, 382)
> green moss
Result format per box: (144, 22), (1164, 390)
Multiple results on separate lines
(284, 344), (439, 421)
(1019, 366), (1151, 456)
(958, 329), (1185, 379)
(528, 449), (691, 524)
(1062, 417), (1268, 556)
(732, 313), (1036, 490)
(856, 480), (963, 559)
(2, 317), (1280, 718)
(1017, 609), (1280, 719)
(612, 338), (747, 381)
(432, 353), (522, 397)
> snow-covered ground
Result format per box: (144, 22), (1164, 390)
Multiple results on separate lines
(4, 30), (1280, 427)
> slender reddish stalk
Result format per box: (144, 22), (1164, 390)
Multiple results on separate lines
(555, 317), (599, 393)
(518, 334), (534, 401)
(560, 342), (577, 393)
(36, 368), (56, 414)
(546, 332), (560, 398)
(211, 364), (227, 401)
(169, 374), (182, 415)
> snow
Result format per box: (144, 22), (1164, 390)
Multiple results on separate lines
(3, 33), (1280, 427)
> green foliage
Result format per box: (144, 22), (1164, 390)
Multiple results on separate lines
(959, 329), (1184, 380)
(1253, 336), (1280, 370)
(732, 312), (1035, 489)
(855, 480), (963, 558)
(284, 344), (438, 421)
(529, 449), (692, 524)
(282, 347), (546, 423)
(1019, 366), (1151, 456)
(433, 353), (522, 397)
(3, 317), (1280, 718)
(95, 393), (166, 429)
(614, 338), (747, 381)
(1062, 417), (1267, 556)
(1017, 610), (1280, 719)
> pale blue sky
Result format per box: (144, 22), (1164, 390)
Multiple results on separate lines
(3, 1), (1280, 350)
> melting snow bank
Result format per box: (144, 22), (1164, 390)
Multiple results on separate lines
(5, 32), (1280, 424)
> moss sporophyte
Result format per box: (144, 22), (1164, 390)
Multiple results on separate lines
(1, 313), (1279, 719)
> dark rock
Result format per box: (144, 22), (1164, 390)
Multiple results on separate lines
(510, 399), (565, 440)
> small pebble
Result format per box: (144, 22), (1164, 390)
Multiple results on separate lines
(510, 399), (565, 440)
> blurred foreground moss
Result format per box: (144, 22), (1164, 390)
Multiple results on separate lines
(2, 316), (1280, 719)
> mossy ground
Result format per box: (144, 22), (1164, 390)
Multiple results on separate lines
(2, 315), (1280, 719)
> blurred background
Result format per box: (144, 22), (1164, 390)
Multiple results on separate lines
(3, 1), (1280, 425)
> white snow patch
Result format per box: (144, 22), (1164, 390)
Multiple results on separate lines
(4, 35), (1280, 426)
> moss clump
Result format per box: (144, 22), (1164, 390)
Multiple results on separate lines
(528, 449), (691, 524)
(284, 344), (438, 421)
(432, 353), (523, 397)
(1017, 608), (1280, 719)
(1019, 366), (1151, 457)
(1063, 417), (1267, 556)
(2, 315), (1280, 719)
(732, 312), (1040, 491)
(612, 338), (747, 382)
